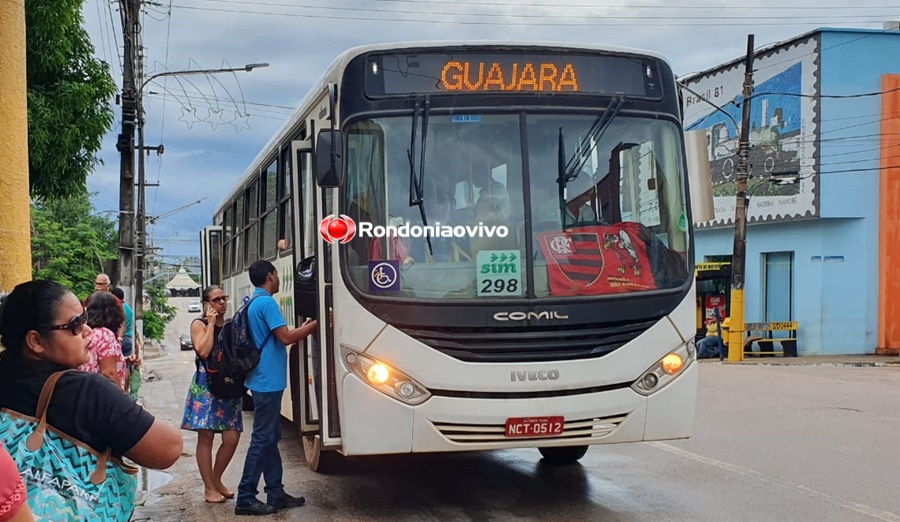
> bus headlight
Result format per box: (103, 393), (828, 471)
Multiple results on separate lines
(340, 345), (431, 405)
(631, 339), (695, 396)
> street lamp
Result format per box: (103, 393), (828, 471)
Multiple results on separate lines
(138, 63), (269, 93)
(133, 62), (269, 326)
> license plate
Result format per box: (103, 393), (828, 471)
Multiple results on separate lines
(505, 416), (565, 437)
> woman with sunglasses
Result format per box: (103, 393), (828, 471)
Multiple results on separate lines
(0, 281), (183, 479)
(80, 291), (127, 390)
(181, 286), (242, 504)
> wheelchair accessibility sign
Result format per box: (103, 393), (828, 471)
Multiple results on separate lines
(369, 260), (401, 292)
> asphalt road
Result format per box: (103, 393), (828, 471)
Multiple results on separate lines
(143, 297), (900, 522)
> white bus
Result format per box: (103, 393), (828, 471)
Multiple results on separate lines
(212, 42), (701, 471)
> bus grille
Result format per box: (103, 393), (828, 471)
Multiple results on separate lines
(433, 414), (626, 444)
(395, 320), (657, 362)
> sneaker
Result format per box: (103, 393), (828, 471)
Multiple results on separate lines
(235, 499), (276, 516)
(268, 493), (306, 510)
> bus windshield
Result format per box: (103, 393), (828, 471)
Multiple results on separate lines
(343, 112), (690, 300)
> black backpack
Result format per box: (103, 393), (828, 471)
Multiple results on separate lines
(206, 295), (272, 399)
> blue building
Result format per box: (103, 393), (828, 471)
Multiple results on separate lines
(682, 26), (900, 355)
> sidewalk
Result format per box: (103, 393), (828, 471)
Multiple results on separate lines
(130, 343), (193, 521)
(701, 353), (900, 366)
(131, 343), (258, 522)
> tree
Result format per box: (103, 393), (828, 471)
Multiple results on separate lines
(31, 192), (118, 299)
(143, 284), (177, 342)
(26, 0), (117, 199)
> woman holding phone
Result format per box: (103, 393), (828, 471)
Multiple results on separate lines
(180, 286), (242, 504)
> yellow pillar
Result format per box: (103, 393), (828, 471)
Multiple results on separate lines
(0, 0), (32, 292)
(727, 288), (745, 362)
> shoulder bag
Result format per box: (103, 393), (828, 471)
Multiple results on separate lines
(0, 370), (138, 521)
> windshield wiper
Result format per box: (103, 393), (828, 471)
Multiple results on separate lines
(556, 94), (626, 228)
(407, 95), (433, 256)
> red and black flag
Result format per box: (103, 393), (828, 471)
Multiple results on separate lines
(537, 223), (657, 296)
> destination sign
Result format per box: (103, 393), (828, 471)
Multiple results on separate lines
(366, 51), (661, 97)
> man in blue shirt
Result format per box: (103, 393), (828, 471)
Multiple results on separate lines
(236, 260), (318, 516)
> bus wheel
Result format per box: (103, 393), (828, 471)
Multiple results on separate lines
(538, 445), (589, 465)
(302, 434), (339, 473)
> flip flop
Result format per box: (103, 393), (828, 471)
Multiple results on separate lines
(219, 490), (235, 499)
(204, 495), (226, 504)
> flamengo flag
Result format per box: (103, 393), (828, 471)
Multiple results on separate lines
(537, 223), (657, 296)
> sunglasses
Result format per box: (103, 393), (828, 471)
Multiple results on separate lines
(47, 313), (87, 336)
(210, 296), (229, 304)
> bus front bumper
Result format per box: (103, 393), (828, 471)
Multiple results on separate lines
(339, 361), (697, 455)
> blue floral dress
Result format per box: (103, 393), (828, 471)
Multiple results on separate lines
(180, 320), (243, 432)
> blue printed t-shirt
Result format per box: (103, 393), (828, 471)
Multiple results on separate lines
(244, 288), (288, 393)
(123, 302), (135, 338)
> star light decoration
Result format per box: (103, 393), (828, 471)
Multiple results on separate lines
(178, 107), (198, 129)
(178, 106), (252, 132)
(232, 112), (252, 133)
(208, 108), (225, 130)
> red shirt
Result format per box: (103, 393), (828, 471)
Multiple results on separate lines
(0, 444), (26, 522)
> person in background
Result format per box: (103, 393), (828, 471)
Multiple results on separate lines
(89, 274), (126, 341)
(697, 309), (727, 360)
(0, 444), (33, 522)
(235, 260), (317, 516)
(81, 291), (127, 390)
(110, 287), (136, 391)
(0, 281), (183, 514)
(181, 286), (242, 504)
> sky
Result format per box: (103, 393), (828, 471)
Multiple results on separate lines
(81, 0), (898, 262)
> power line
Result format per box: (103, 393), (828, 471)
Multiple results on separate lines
(191, 0), (899, 20)
(170, 3), (898, 26)
(753, 32), (885, 74)
(752, 85), (900, 100)
(370, 0), (900, 9)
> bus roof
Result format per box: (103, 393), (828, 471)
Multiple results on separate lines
(215, 41), (672, 216)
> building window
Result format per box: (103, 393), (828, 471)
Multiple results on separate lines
(763, 251), (793, 322)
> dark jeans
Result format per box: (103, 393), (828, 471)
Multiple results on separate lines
(698, 336), (725, 359)
(237, 390), (285, 506)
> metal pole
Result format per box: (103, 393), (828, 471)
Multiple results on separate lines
(727, 34), (756, 362)
(0, 0), (32, 291)
(135, 115), (146, 322)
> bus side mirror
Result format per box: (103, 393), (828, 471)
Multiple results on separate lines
(315, 129), (344, 187)
(685, 129), (714, 224)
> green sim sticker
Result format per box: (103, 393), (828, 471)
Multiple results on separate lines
(476, 250), (522, 296)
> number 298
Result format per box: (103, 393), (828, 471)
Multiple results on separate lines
(481, 279), (518, 294)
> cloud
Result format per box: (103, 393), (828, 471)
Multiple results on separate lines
(82, 0), (893, 258)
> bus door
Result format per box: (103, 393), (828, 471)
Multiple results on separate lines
(291, 134), (319, 437)
(199, 225), (222, 288)
(292, 89), (344, 457)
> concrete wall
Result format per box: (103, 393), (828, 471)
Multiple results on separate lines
(691, 28), (900, 355)
(695, 217), (872, 355)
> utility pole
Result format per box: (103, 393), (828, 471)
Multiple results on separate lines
(727, 34), (756, 362)
(116, 0), (140, 307)
(0, 0), (32, 291)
